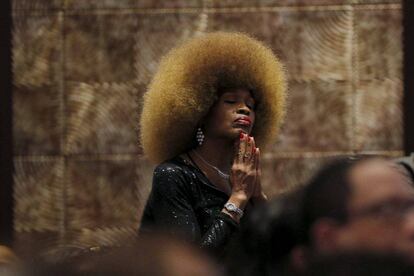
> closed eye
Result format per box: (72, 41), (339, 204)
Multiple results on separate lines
(224, 100), (236, 104)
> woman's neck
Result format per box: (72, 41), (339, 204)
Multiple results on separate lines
(194, 138), (234, 172)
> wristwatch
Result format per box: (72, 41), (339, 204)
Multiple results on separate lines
(224, 202), (244, 218)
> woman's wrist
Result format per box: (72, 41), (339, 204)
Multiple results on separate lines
(221, 193), (248, 223)
(221, 208), (241, 224)
(228, 192), (249, 210)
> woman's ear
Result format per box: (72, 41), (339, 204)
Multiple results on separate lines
(197, 115), (206, 127)
(310, 218), (343, 253)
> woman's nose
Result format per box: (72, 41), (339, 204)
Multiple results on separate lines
(236, 105), (250, 115)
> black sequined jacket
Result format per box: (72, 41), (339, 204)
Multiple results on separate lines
(139, 156), (240, 255)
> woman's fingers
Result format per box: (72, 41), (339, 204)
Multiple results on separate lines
(244, 136), (254, 162)
(237, 133), (247, 163)
(234, 133), (258, 164)
(255, 147), (260, 172)
(230, 135), (260, 200)
(233, 137), (241, 164)
(252, 147), (262, 197)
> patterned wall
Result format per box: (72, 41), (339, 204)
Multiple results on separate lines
(12, 0), (403, 256)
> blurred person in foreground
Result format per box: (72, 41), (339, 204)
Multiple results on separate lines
(291, 156), (414, 272)
(225, 191), (303, 275)
(304, 251), (414, 276)
(0, 245), (21, 276)
(30, 234), (221, 276)
(225, 156), (414, 275)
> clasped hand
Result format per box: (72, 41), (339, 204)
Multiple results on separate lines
(229, 132), (265, 205)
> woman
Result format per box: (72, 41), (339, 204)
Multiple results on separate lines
(139, 32), (287, 255)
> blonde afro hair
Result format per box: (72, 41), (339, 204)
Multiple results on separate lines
(140, 32), (287, 164)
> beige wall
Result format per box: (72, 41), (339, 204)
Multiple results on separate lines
(12, 0), (403, 256)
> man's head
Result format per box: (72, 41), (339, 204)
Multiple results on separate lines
(300, 156), (414, 261)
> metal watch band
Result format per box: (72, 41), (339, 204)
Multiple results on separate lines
(224, 202), (244, 218)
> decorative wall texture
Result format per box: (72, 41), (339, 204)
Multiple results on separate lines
(12, 0), (403, 256)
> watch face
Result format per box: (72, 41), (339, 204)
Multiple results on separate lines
(225, 203), (243, 218)
(226, 203), (237, 211)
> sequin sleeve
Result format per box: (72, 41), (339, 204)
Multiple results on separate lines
(140, 163), (239, 253)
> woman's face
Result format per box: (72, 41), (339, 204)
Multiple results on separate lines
(203, 88), (256, 140)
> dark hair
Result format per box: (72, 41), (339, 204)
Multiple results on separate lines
(225, 190), (304, 276)
(299, 157), (375, 246)
(305, 251), (414, 276)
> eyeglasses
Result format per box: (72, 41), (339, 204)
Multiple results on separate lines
(349, 199), (414, 222)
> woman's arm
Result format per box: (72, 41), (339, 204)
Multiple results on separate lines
(140, 165), (239, 253)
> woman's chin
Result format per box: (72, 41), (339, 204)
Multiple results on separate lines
(232, 127), (250, 136)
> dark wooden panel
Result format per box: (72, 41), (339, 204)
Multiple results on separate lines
(0, 0), (13, 246)
(403, 0), (414, 154)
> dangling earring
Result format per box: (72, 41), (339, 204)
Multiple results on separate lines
(196, 127), (205, 146)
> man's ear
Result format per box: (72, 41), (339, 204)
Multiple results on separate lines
(310, 218), (342, 253)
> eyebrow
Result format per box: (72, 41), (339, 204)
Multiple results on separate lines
(222, 92), (255, 102)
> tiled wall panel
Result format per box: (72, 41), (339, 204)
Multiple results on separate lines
(134, 13), (203, 84)
(208, 10), (353, 81)
(13, 85), (61, 155)
(64, 14), (139, 83)
(65, 82), (140, 154)
(66, 159), (144, 230)
(356, 9), (402, 80)
(355, 79), (403, 150)
(12, 0), (404, 255)
(13, 158), (64, 233)
(273, 81), (352, 152)
(261, 156), (335, 197)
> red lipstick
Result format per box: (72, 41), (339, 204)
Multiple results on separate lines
(234, 116), (252, 126)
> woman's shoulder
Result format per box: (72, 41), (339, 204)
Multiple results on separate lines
(152, 156), (198, 194)
(154, 156), (188, 172)
(153, 155), (196, 180)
